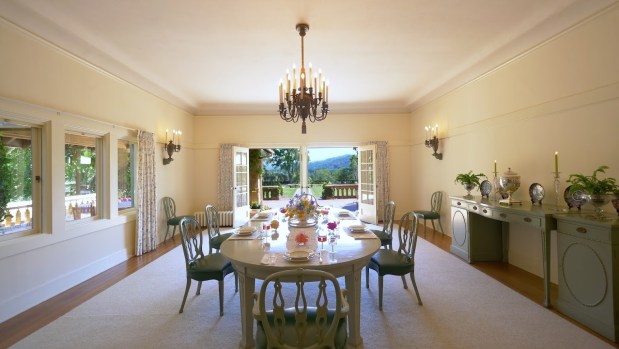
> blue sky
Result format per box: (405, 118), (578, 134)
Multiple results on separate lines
(308, 147), (356, 162)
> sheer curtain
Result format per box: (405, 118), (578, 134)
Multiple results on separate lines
(365, 141), (389, 221)
(136, 130), (158, 256)
(218, 144), (237, 211)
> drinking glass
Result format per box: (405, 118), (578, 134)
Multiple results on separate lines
(328, 235), (337, 262)
(317, 231), (327, 251)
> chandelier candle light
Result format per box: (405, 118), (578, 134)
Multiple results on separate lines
(424, 124), (443, 160)
(278, 23), (329, 134)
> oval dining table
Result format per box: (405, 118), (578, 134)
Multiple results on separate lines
(220, 210), (380, 348)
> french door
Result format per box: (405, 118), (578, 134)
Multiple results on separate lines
(358, 144), (377, 224)
(232, 146), (249, 227)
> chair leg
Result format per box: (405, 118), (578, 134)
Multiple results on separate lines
(171, 225), (178, 239)
(410, 272), (423, 305)
(218, 280), (225, 316)
(164, 225), (171, 241)
(437, 218), (445, 234)
(196, 281), (202, 295)
(423, 219), (428, 237)
(378, 275), (384, 311)
(365, 266), (370, 289)
(179, 277), (191, 313)
(401, 275), (408, 289)
(430, 220), (437, 234)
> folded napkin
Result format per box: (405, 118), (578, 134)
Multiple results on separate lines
(238, 226), (256, 233)
(350, 233), (377, 239)
(260, 254), (276, 265)
(348, 224), (366, 231)
(228, 233), (257, 240)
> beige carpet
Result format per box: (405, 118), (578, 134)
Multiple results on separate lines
(12, 235), (613, 348)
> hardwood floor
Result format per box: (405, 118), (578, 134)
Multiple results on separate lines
(0, 230), (617, 348)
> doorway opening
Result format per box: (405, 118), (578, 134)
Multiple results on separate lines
(248, 147), (358, 211)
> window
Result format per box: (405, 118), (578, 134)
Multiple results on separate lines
(65, 132), (100, 221)
(0, 122), (41, 239)
(118, 139), (135, 212)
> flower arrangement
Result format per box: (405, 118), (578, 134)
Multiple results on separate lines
(270, 219), (279, 229)
(327, 221), (337, 231)
(285, 193), (317, 219)
(295, 232), (309, 245)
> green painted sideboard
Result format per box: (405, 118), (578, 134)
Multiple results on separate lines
(555, 213), (619, 342)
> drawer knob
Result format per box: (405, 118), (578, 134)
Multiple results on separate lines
(523, 217), (532, 223)
(576, 227), (588, 234)
(472, 206), (478, 210)
(500, 213), (507, 218)
(457, 202), (462, 206)
(482, 209), (488, 214)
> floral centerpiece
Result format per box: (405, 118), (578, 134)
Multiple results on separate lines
(285, 193), (318, 227)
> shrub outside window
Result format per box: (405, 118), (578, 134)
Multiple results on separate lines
(0, 122), (40, 239)
(118, 139), (135, 212)
(65, 132), (100, 222)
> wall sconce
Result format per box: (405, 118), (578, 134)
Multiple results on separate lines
(424, 124), (443, 160)
(163, 129), (181, 165)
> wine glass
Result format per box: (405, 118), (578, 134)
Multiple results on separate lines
(317, 230), (327, 251)
(328, 234), (337, 262)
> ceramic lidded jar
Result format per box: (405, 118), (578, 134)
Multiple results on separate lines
(499, 168), (521, 194)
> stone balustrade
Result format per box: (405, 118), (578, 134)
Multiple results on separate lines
(323, 184), (358, 199)
(262, 186), (281, 200)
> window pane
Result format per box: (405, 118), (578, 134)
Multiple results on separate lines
(118, 140), (135, 211)
(65, 133), (98, 221)
(0, 123), (36, 238)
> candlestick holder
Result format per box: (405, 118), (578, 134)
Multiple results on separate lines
(553, 172), (561, 210)
(493, 170), (500, 202)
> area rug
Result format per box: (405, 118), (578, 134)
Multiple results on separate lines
(11, 236), (612, 348)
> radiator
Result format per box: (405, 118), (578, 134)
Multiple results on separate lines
(194, 210), (233, 227)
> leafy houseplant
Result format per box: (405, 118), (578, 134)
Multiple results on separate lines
(567, 165), (617, 195)
(567, 165), (618, 218)
(455, 171), (486, 197)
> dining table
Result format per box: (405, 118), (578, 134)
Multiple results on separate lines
(220, 208), (381, 348)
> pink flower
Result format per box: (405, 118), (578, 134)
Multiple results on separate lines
(295, 233), (309, 245)
(327, 222), (337, 230)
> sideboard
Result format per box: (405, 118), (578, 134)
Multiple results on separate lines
(554, 213), (619, 341)
(449, 195), (557, 308)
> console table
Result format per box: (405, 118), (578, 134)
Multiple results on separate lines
(554, 213), (619, 341)
(449, 195), (557, 308)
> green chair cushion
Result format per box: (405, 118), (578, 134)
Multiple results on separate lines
(168, 215), (195, 225)
(370, 249), (413, 276)
(209, 232), (233, 249)
(414, 210), (439, 219)
(255, 307), (347, 349)
(187, 253), (233, 281)
(370, 229), (391, 245)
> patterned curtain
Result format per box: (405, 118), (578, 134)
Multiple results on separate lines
(218, 144), (237, 211)
(365, 141), (389, 222)
(136, 130), (158, 256)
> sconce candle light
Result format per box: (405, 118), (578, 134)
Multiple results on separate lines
(424, 124), (443, 160)
(163, 129), (181, 165)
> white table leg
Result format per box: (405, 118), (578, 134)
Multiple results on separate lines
(238, 270), (255, 348)
(345, 268), (363, 347)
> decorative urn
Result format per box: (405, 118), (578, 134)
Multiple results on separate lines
(499, 168), (522, 205)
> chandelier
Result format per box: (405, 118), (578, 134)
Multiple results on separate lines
(278, 23), (329, 134)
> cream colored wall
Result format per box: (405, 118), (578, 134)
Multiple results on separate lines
(191, 113), (413, 218)
(410, 5), (619, 282)
(0, 19), (194, 322)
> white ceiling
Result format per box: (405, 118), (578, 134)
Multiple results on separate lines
(0, 0), (616, 116)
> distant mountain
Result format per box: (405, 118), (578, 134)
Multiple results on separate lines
(308, 155), (352, 171)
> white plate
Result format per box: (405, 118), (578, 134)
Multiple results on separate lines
(236, 226), (256, 235)
(283, 251), (313, 262)
(338, 212), (350, 217)
(257, 212), (271, 218)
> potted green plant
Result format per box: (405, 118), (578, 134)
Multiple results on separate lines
(455, 171), (486, 197)
(567, 165), (618, 218)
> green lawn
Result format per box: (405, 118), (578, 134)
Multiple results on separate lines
(282, 184), (323, 198)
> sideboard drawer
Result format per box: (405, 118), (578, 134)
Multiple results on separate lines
(451, 199), (467, 208)
(495, 210), (542, 228)
(467, 203), (493, 218)
(558, 221), (610, 243)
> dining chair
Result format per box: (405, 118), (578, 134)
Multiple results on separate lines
(178, 217), (237, 316)
(205, 205), (234, 254)
(253, 268), (349, 349)
(366, 211), (423, 310)
(413, 191), (444, 237)
(370, 201), (396, 249)
(162, 196), (194, 241)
